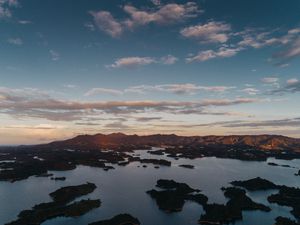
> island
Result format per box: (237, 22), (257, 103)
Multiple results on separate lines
(179, 164), (195, 169)
(273, 216), (299, 225)
(268, 186), (300, 219)
(147, 179), (207, 212)
(5, 183), (100, 225)
(230, 177), (278, 191)
(231, 177), (300, 220)
(89, 214), (140, 225)
(199, 186), (270, 224)
(51, 176), (66, 181)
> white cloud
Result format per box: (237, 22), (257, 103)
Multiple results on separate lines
(180, 21), (231, 43)
(151, 0), (161, 6)
(240, 88), (259, 95)
(123, 2), (201, 28)
(63, 84), (78, 89)
(126, 83), (235, 95)
(18, 20), (31, 24)
(108, 55), (178, 68)
(236, 27), (300, 63)
(49, 50), (60, 61)
(160, 55), (178, 65)
(83, 83), (233, 97)
(0, 86), (260, 121)
(0, 0), (18, 19)
(7, 37), (23, 45)
(287, 78), (299, 85)
(186, 46), (242, 62)
(274, 38), (300, 60)
(85, 88), (123, 96)
(270, 78), (300, 94)
(90, 11), (123, 38)
(90, 2), (201, 37)
(108, 57), (156, 69)
(84, 22), (95, 31)
(261, 77), (279, 84)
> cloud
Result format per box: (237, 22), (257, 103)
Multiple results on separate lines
(273, 38), (300, 61)
(261, 77), (279, 84)
(186, 25), (300, 64)
(126, 83), (235, 95)
(160, 55), (178, 65)
(108, 57), (156, 68)
(186, 46), (242, 62)
(85, 88), (123, 96)
(85, 83), (235, 96)
(240, 88), (259, 95)
(89, 11), (123, 38)
(287, 78), (299, 85)
(104, 122), (130, 129)
(270, 78), (300, 94)
(181, 21), (231, 43)
(123, 2), (200, 28)
(5, 124), (64, 130)
(134, 116), (162, 122)
(90, 2), (200, 37)
(0, 87), (259, 121)
(63, 84), (78, 89)
(215, 118), (300, 128)
(108, 55), (177, 68)
(75, 122), (100, 126)
(84, 22), (95, 31)
(151, 0), (161, 6)
(49, 50), (60, 61)
(7, 37), (23, 45)
(0, 0), (18, 19)
(238, 27), (300, 49)
(18, 20), (31, 24)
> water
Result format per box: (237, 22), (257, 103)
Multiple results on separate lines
(0, 150), (299, 225)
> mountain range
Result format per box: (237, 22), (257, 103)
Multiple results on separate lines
(43, 133), (300, 152)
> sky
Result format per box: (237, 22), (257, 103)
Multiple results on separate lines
(0, 0), (300, 145)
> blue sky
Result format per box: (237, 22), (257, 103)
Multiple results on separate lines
(0, 0), (300, 144)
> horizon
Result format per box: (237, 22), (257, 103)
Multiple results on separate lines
(1, 0), (300, 145)
(1, 132), (297, 147)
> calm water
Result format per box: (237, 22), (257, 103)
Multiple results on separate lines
(0, 150), (299, 225)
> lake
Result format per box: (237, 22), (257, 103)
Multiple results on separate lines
(0, 150), (299, 225)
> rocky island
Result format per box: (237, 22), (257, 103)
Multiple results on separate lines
(147, 179), (208, 212)
(199, 186), (270, 224)
(231, 177), (300, 220)
(5, 183), (100, 225)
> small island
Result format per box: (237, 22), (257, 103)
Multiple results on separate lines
(230, 177), (278, 191)
(51, 176), (66, 181)
(89, 214), (140, 225)
(273, 216), (299, 225)
(179, 164), (195, 169)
